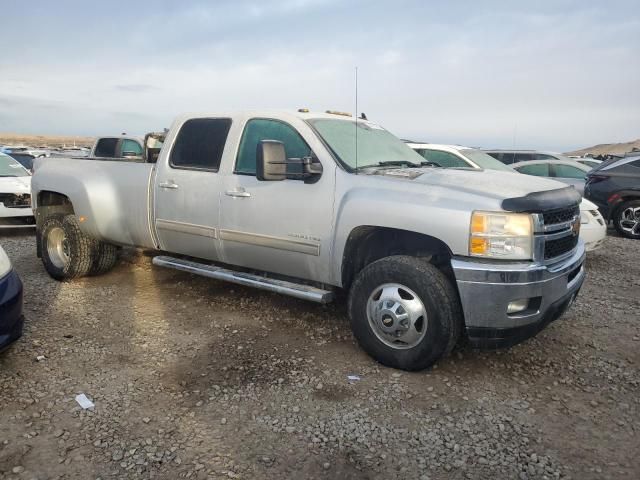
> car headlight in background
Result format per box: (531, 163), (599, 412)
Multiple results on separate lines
(581, 211), (590, 224)
(470, 211), (533, 260)
(0, 247), (12, 278)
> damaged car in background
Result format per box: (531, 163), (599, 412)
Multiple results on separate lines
(31, 110), (585, 371)
(0, 152), (35, 229)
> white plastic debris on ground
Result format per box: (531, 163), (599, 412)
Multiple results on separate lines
(75, 393), (95, 409)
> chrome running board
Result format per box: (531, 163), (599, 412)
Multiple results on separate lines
(152, 256), (334, 304)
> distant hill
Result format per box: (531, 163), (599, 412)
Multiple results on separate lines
(565, 138), (640, 157)
(0, 133), (94, 148)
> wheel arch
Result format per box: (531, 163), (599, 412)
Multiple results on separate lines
(341, 226), (454, 289)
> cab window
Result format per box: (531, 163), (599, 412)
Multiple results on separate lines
(235, 119), (312, 175)
(94, 138), (118, 157)
(515, 163), (550, 176)
(170, 118), (232, 171)
(121, 139), (143, 156)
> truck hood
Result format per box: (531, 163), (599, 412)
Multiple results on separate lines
(0, 176), (31, 194)
(412, 168), (566, 197)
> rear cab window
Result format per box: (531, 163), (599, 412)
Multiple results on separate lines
(170, 118), (232, 171)
(94, 138), (118, 157)
(235, 118), (312, 176)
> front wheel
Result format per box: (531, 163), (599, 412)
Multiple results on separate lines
(347, 256), (462, 371)
(40, 214), (94, 280)
(613, 200), (640, 239)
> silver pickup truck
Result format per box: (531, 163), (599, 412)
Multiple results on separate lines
(31, 110), (586, 370)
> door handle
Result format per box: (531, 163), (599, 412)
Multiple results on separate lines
(225, 188), (251, 198)
(159, 181), (179, 189)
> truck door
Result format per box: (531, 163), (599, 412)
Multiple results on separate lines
(219, 118), (335, 283)
(153, 118), (232, 260)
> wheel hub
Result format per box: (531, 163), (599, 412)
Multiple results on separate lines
(619, 206), (640, 236)
(366, 283), (428, 350)
(47, 226), (70, 269)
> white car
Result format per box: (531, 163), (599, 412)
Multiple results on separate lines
(408, 143), (606, 251)
(579, 198), (607, 251)
(0, 153), (35, 228)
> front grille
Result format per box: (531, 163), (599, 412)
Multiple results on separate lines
(544, 233), (579, 259)
(0, 193), (31, 208)
(543, 206), (579, 225)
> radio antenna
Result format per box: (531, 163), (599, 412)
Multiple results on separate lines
(355, 66), (358, 174)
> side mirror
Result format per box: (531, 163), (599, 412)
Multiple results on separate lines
(257, 140), (287, 181)
(121, 151), (139, 158)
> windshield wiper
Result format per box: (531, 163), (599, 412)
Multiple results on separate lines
(375, 160), (422, 168)
(0, 175), (18, 177)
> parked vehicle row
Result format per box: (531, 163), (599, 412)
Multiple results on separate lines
(407, 143), (607, 251)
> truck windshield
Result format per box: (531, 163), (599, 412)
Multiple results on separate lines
(460, 149), (515, 172)
(0, 153), (30, 177)
(308, 118), (425, 171)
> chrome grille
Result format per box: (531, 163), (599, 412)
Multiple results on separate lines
(535, 204), (581, 262)
(542, 206), (580, 225)
(544, 234), (579, 260)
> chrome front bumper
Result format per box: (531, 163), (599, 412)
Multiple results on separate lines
(451, 241), (586, 349)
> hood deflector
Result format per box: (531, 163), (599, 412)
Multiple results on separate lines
(501, 186), (581, 213)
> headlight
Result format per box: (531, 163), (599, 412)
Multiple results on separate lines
(0, 247), (11, 278)
(470, 211), (533, 260)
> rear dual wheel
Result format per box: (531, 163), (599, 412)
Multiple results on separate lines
(40, 214), (119, 280)
(348, 256), (462, 371)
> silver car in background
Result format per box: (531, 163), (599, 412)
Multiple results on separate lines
(510, 159), (592, 194)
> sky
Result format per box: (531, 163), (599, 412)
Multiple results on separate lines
(0, 0), (638, 152)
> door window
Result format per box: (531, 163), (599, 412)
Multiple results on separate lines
(417, 149), (469, 168)
(121, 139), (143, 156)
(515, 163), (550, 176)
(553, 164), (587, 179)
(170, 118), (232, 171)
(235, 119), (312, 175)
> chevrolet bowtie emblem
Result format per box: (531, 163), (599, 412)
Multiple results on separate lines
(571, 217), (581, 237)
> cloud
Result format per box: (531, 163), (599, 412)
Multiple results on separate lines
(0, 0), (638, 151)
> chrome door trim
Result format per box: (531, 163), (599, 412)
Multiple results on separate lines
(219, 229), (320, 256)
(156, 219), (217, 238)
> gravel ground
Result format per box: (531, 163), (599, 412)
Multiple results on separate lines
(0, 230), (638, 479)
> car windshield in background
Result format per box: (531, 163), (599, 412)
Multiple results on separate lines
(0, 154), (30, 176)
(308, 118), (424, 170)
(8, 153), (35, 170)
(460, 149), (514, 171)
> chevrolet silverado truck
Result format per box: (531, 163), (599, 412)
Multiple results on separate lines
(31, 110), (586, 370)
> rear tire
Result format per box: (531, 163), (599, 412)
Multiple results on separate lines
(613, 200), (640, 239)
(89, 242), (120, 275)
(347, 256), (462, 371)
(40, 214), (94, 280)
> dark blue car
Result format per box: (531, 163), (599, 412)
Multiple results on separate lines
(0, 245), (23, 351)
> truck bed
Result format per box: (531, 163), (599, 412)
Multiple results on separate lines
(32, 157), (157, 248)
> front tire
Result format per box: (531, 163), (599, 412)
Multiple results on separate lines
(347, 256), (462, 371)
(613, 200), (640, 239)
(40, 214), (94, 280)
